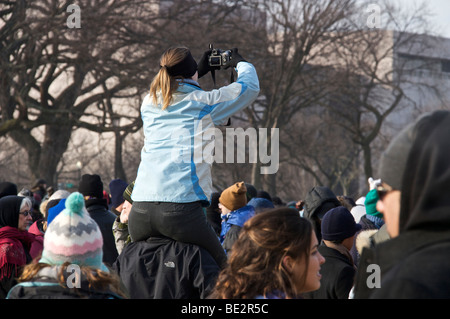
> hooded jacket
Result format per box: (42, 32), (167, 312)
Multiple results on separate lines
(132, 62), (260, 206)
(354, 110), (450, 299)
(303, 186), (341, 242)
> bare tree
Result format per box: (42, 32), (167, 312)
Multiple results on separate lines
(318, 0), (436, 180)
(0, 0), (171, 185)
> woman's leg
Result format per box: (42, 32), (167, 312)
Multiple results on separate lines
(128, 201), (227, 268)
(157, 202), (228, 268)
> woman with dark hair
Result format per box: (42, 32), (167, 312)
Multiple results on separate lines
(210, 208), (325, 299)
(129, 46), (260, 268)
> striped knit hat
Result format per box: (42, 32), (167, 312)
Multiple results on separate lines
(39, 192), (107, 271)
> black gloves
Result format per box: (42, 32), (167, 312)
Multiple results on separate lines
(227, 48), (247, 69)
(197, 47), (247, 79)
(197, 49), (219, 79)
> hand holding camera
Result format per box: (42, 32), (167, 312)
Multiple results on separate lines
(197, 45), (246, 79)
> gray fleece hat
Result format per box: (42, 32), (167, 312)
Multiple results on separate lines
(378, 112), (433, 191)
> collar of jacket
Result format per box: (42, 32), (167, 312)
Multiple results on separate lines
(177, 79), (201, 90)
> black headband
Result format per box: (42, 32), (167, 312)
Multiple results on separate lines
(162, 51), (198, 78)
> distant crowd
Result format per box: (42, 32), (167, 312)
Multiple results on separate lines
(1, 43), (450, 300)
(1, 111), (450, 299)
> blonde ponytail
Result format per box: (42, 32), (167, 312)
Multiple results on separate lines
(149, 47), (192, 110)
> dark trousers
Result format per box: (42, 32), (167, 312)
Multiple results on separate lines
(128, 201), (227, 268)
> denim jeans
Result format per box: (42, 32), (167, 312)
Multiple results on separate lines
(128, 201), (227, 268)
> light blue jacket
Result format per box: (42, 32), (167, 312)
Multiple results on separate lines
(132, 62), (260, 205)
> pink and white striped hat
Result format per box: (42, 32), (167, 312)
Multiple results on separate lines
(39, 192), (107, 271)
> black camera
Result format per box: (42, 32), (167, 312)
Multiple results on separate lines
(208, 44), (232, 69)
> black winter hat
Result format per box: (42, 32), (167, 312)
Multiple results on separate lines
(78, 174), (103, 199)
(0, 182), (18, 199)
(321, 206), (362, 241)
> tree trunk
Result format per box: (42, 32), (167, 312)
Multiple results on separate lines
(362, 142), (373, 181)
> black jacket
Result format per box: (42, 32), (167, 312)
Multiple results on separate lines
(303, 243), (355, 299)
(85, 198), (118, 266)
(113, 236), (220, 299)
(354, 110), (450, 299)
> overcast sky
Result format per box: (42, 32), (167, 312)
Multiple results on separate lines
(386, 0), (450, 38)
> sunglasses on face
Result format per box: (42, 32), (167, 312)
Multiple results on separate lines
(19, 210), (32, 217)
(376, 182), (394, 201)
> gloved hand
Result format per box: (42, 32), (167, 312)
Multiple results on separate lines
(227, 48), (247, 69)
(197, 49), (219, 79)
(368, 177), (382, 190)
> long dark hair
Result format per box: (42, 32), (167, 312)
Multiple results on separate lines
(210, 208), (313, 299)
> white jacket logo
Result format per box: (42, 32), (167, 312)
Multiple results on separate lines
(164, 261), (175, 268)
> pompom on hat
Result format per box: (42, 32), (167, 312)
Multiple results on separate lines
(39, 192), (108, 272)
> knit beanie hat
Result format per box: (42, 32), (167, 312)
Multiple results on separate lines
(109, 179), (128, 208)
(0, 182), (17, 199)
(39, 192), (107, 271)
(364, 189), (383, 219)
(219, 182), (247, 211)
(248, 197), (275, 214)
(47, 198), (67, 225)
(321, 206), (362, 241)
(78, 174), (103, 199)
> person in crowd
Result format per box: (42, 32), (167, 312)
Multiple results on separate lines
(108, 178), (129, 216)
(303, 206), (361, 299)
(247, 197), (275, 214)
(337, 195), (356, 212)
(7, 192), (126, 299)
(45, 190), (71, 223)
(303, 186), (341, 242)
(0, 182), (18, 199)
(218, 182), (255, 255)
(113, 181), (134, 255)
(205, 191), (222, 237)
(271, 196), (285, 208)
(27, 219), (45, 261)
(113, 235), (220, 299)
(354, 110), (450, 298)
(0, 195), (36, 298)
(78, 174), (118, 267)
(245, 183), (257, 202)
(350, 196), (366, 224)
(18, 188), (41, 222)
(210, 208), (325, 299)
(31, 179), (47, 201)
(128, 46), (259, 268)
(360, 189), (385, 231)
(256, 190), (272, 202)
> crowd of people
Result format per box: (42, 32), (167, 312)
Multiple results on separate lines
(1, 45), (450, 300)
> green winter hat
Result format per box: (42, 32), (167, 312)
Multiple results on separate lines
(364, 189), (383, 219)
